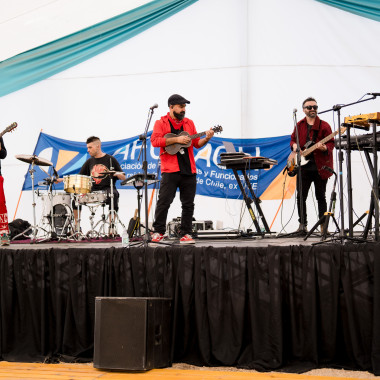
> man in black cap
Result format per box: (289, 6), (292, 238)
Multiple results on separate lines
(150, 94), (214, 244)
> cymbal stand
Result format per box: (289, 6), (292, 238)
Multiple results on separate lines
(85, 203), (102, 238)
(68, 191), (86, 240)
(13, 162), (46, 242)
(101, 170), (127, 238)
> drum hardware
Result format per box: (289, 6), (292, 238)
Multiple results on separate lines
(93, 164), (126, 238)
(85, 202), (110, 239)
(14, 154), (53, 242)
(121, 173), (158, 237)
(63, 174), (92, 240)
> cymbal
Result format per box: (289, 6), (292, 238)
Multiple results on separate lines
(94, 170), (124, 177)
(15, 154), (53, 166)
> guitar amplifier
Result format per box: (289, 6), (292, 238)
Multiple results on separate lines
(167, 218), (213, 238)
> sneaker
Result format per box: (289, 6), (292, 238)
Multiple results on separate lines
(151, 232), (164, 243)
(180, 234), (195, 244)
(1, 233), (10, 246)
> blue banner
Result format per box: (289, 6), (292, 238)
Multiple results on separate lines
(22, 132), (291, 199)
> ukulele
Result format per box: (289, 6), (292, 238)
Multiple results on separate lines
(286, 126), (346, 176)
(164, 125), (223, 155)
(0, 122), (17, 138)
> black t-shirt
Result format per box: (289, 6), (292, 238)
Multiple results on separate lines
(79, 154), (123, 191)
(168, 121), (193, 176)
(304, 123), (317, 171)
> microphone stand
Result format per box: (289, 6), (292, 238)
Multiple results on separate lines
(277, 109), (307, 237)
(318, 94), (377, 242)
(136, 106), (156, 245)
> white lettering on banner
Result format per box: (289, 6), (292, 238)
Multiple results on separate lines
(113, 144), (130, 161)
(121, 163), (143, 170)
(213, 145), (225, 166)
(0, 213), (8, 224)
(256, 147), (260, 157)
(206, 178), (225, 188)
(196, 177), (203, 185)
(194, 144), (212, 167)
(209, 170), (257, 182)
(131, 139), (142, 160)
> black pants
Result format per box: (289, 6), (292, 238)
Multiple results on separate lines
(297, 168), (327, 226)
(153, 172), (196, 236)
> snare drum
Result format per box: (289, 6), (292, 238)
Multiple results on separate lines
(63, 174), (92, 194)
(78, 191), (107, 205)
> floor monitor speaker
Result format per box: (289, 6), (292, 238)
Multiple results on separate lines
(94, 297), (172, 370)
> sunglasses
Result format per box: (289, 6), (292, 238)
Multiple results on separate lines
(304, 105), (318, 110)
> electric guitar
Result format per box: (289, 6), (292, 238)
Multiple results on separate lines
(164, 125), (223, 155)
(0, 122), (17, 138)
(286, 126), (346, 176)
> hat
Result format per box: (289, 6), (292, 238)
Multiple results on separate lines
(168, 94), (190, 106)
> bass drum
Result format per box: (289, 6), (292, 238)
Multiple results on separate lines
(52, 203), (72, 237)
(41, 193), (71, 217)
(41, 193), (72, 236)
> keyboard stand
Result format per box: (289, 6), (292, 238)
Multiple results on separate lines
(231, 167), (270, 236)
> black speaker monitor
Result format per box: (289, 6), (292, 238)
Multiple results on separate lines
(94, 297), (172, 370)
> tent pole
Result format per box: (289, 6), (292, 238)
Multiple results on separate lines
(13, 190), (23, 220)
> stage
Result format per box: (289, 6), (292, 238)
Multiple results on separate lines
(0, 235), (379, 375)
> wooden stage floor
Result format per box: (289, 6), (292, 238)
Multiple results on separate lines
(0, 362), (375, 380)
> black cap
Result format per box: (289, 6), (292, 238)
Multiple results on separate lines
(168, 94), (190, 106)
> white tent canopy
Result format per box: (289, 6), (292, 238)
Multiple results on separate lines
(1, 0), (380, 234)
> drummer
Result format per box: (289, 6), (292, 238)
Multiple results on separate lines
(58, 136), (126, 228)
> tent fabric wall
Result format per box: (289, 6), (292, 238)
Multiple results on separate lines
(0, 0), (197, 98)
(2, 0), (380, 233)
(316, 0), (380, 22)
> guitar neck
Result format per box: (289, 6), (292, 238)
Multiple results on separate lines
(303, 130), (338, 156)
(189, 131), (206, 140)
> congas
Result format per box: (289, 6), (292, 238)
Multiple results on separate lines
(78, 191), (107, 205)
(63, 174), (92, 194)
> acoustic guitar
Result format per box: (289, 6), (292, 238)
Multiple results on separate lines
(286, 126), (346, 177)
(164, 125), (223, 155)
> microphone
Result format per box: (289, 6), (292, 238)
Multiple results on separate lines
(293, 108), (297, 114)
(53, 167), (58, 177)
(367, 93), (380, 96)
(321, 166), (335, 175)
(150, 103), (158, 110)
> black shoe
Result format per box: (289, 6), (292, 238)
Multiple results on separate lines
(296, 224), (308, 234)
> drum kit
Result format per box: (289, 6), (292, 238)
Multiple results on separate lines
(15, 154), (126, 242)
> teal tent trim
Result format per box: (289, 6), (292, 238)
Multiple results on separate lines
(315, 0), (380, 22)
(0, 0), (198, 98)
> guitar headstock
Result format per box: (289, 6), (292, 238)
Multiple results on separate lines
(5, 122), (17, 133)
(340, 126), (347, 135)
(212, 125), (223, 134)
